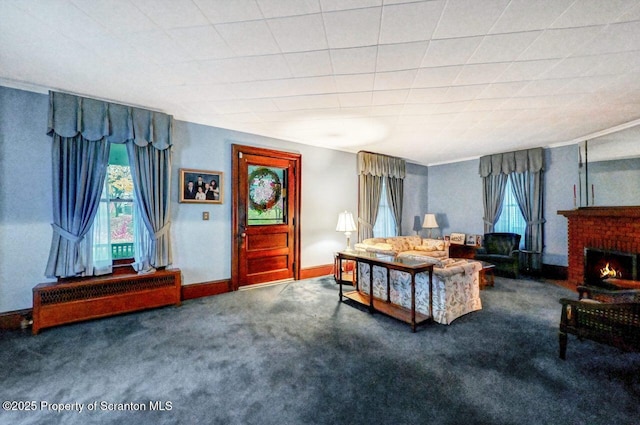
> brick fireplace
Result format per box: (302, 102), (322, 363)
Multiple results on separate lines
(558, 206), (640, 287)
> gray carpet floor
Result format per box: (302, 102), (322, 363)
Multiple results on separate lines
(1, 275), (639, 425)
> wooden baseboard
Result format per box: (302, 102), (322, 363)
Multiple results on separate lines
(300, 264), (333, 279)
(0, 308), (32, 331)
(181, 279), (232, 300)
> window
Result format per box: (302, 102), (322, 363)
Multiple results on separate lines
(494, 178), (526, 249)
(373, 179), (397, 238)
(93, 144), (135, 266)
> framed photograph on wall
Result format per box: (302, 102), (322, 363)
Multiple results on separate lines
(179, 168), (223, 204)
(450, 233), (466, 245)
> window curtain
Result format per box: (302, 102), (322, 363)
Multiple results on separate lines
(127, 140), (172, 271)
(357, 151), (405, 241)
(479, 148), (545, 269)
(44, 134), (110, 278)
(386, 176), (403, 236)
(45, 91), (173, 278)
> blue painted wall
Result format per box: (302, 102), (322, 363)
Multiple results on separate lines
(3, 84), (635, 313)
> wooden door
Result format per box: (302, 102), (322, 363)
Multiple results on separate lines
(231, 145), (301, 289)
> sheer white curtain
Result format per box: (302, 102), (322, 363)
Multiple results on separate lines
(373, 179), (397, 238)
(85, 191), (113, 276)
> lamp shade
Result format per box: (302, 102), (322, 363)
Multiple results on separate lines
(422, 213), (438, 229)
(336, 211), (357, 232)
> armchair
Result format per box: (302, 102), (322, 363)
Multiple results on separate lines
(474, 233), (521, 278)
(559, 286), (640, 359)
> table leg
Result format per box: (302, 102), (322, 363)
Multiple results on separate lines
(411, 272), (416, 333)
(368, 263), (374, 313)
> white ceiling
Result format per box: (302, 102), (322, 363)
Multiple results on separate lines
(2, 0), (640, 165)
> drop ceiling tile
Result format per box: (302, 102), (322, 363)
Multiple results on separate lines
(126, 31), (193, 64)
(413, 65), (462, 88)
(519, 26), (603, 61)
(331, 46), (377, 74)
(585, 51), (640, 76)
(334, 73), (375, 92)
(14, 0), (108, 39)
(256, 0), (321, 18)
(433, 0), (510, 39)
(379, 1), (445, 44)
(168, 26), (234, 60)
(453, 63), (510, 85)
(376, 42), (428, 72)
(468, 31), (542, 64)
(72, 0), (158, 33)
(283, 76), (337, 96)
(323, 7), (382, 49)
(476, 81), (529, 99)
(201, 55), (292, 83)
(494, 59), (559, 83)
(215, 20), (280, 56)
(445, 85), (487, 102)
(551, 0), (638, 29)
(339, 92), (373, 107)
(131, 0), (209, 29)
(489, 0), (573, 34)
(243, 98), (281, 112)
(193, 0), (263, 23)
(516, 79), (570, 97)
(267, 14), (328, 52)
(538, 55), (606, 79)
(421, 36), (483, 67)
(374, 70), (417, 90)
(273, 94), (340, 111)
(465, 98), (508, 112)
(575, 21), (640, 56)
(284, 50), (333, 77)
(406, 87), (449, 104)
(372, 89), (409, 105)
(0, 2), (55, 45)
(320, 0), (382, 12)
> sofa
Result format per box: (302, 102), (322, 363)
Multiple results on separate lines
(354, 247), (482, 325)
(354, 235), (448, 259)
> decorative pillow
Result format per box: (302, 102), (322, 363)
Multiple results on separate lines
(414, 245), (436, 252)
(362, 238), (387, 246)
(386, 238), (411, 251)
(422, 239), (445, 251)
(404, 236), (422, 249)
(371, 243), (394, 251)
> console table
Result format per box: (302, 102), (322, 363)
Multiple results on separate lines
(336, 251), (434, 332)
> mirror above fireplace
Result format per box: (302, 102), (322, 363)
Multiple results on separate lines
(578, 123), (640, 207)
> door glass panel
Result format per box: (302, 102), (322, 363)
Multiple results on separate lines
(247, 165), (286, 225)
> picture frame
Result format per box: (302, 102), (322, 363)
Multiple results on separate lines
(450, 233), (466, 245)
(179, 168), (223, 204)
(466, 234), (477, 246)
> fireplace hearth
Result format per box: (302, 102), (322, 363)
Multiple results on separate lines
(584, 248), (638, 288)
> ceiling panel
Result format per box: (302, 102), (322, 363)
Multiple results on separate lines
(2, 0), (640, 165)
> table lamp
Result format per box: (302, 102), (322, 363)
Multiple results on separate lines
(336, 211), (357, 251)
(422, 213), (438, 238)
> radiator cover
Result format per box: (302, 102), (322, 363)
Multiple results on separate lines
(32, 269), (181, 334)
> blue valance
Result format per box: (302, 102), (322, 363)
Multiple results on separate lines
(47, 91), (173, 150)
(479, 147), (545, 177)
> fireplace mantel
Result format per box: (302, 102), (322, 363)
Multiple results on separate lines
(558, 206), (640, 286)
(559, 206), (640, 218)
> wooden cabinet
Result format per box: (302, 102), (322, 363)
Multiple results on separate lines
(449, 244), (478, 259)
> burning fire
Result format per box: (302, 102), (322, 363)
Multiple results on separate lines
(600, 263), (621, 279)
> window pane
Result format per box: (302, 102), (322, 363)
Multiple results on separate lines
(373, 179), (397, 238)
(247, 166), (286, 226)
(494, 179), (526, 249)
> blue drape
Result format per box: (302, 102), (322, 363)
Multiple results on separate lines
(45, 91), (173, 278)
(45, 135), (110, 277)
